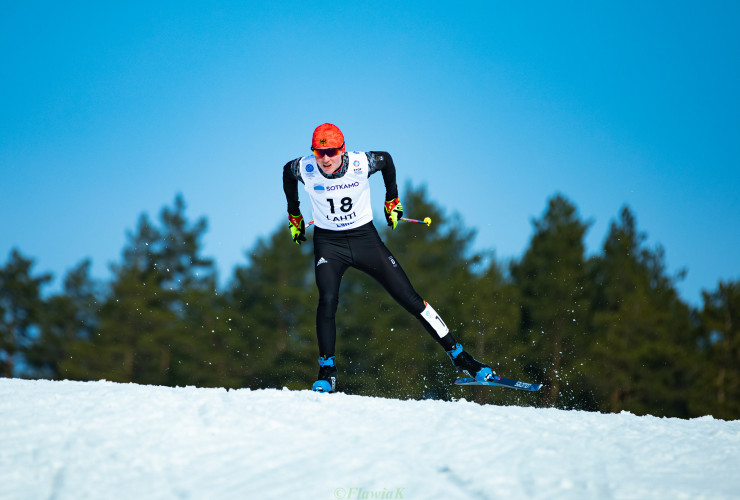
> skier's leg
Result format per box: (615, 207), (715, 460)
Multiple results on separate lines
(312, 251), (348, 392)
(312, 228), (355, 392)
(352, 232), (457, 350)
(314, 257), (348, 357)
(352, 227), (494, 381)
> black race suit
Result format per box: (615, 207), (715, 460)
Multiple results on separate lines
(282, 151), (457, 357)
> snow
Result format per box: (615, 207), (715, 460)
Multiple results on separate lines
(1, 379), (738, 500)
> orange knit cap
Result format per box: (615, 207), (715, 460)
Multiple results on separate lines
(312, 123), (345, 150)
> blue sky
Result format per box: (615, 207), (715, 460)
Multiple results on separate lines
(2, 1), (738, 306)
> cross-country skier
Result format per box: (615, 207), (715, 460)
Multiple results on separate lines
(282, 123), (495, 392)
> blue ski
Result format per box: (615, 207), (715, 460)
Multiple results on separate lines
(454, 375), (542, 391)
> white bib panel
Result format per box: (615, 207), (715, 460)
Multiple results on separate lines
(299, 152), (374, 230)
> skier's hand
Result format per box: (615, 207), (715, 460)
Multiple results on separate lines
(384, 198), (403, 229)
(289, 213), (307, 244)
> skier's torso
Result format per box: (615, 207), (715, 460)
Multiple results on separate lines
(299, 151), (373, 231)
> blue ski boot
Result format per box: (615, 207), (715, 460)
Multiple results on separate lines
(446, 343), (495, 382)
(312, 355), (338, 393)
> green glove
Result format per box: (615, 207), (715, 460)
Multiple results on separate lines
(289, 213), (307, 244)
(384, 198), (403, 229)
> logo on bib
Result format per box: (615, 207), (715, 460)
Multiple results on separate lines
(313, 185), (325, 191)
(326, 182), (359, 191)
(306, 165), (314, 172)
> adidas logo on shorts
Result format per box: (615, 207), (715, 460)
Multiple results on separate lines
(316, 257), (328, 267)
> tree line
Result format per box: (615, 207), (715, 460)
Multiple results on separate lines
(1, 188), (738, 420)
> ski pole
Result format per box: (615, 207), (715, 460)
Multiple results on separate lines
(307, 217), (432, 228)
(400, 217), (432, 226)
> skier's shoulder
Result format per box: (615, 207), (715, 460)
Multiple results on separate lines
(365, 151), (394, 174)
(282, 156), (301, 169)
(367, 150), (391, 159)
(283, 156), (306, 181)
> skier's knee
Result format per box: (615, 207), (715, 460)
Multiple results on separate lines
(419, 301), (449, 339)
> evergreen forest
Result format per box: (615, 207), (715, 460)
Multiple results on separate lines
(2, 187), (738, 420)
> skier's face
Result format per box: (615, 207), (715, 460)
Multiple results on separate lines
(315, 148), (343, 174)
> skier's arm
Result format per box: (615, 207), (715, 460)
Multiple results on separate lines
(282, 158), (303, 215)
(367, 151), (399, 202)
(283, 159), (308, 244)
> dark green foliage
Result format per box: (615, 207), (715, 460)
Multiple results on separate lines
(57, 195), (227, 387)
(587, 207), (696, 417)
(695, 281), (740, 419)
(510, 195), (594, 409)
(226, 228), (316, 390)
(5, 189), (739, 419)
(0, 250), (52, 377)
(25, 259), (100, 378)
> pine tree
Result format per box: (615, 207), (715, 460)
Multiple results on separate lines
(696, 280), (740, 419)
(0, 249), (52, 377)
(588, 206), (695, 417)
(62, 195), (219, 386)
(510, 194), (593, 408)
(25, 259), (101, 379)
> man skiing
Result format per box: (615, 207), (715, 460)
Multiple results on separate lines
(282, 123), (495, 392)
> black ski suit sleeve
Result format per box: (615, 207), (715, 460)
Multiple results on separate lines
(367, 151), (399, 202)
(282, 158), (303, 215)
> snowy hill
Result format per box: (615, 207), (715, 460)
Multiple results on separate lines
(1, 379), (738, 500)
